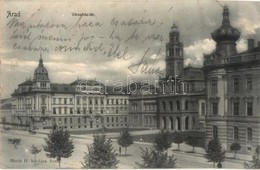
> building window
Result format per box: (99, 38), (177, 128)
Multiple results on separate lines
(41, 97), (46, 105)
(77, 108), (80, 114)
(83, 108), (86, 114)
(212, 102), (218, 115)
(186, 84), (190, 92)
(234, 127), (239, 140)
(169, 101), (173, 110)
(59, 107), (61, 114)
(247, 102), (253, 116)
(78, 117), (81, 124)
(89, 108), (92, 114)
(176, 101), (180, 110)
(247, 128), (252, 142)
(233, 102), (239, 116)
(59, 98), (62, 104)
(53, 98), (56, 104)
(213, 126), (218, 139)
(185, 101), (189, 110)
(132, 104), (137, 111)
(246, 76), (253, 91)
(70, 108), (73, 114)
(201, 103), (205, 115)
(233, 77), (239, 92)
(107, 117), (109, 123)
(95, 99), (98, 105)
(64, 118), (67, 124)
(211, 79), (218, 94)
(162, 101), (166, 111)
(70, 118), (73, 124)
(64, 108), (67, 114)
(70, 98), (73, 104)
(77, 98), (80, 105)
(53, 108), (56, 114)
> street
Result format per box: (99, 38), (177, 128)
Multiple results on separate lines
(0, 129), (246, 169)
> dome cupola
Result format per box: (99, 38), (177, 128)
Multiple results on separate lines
(33, 54), (49, 81)
(211, 5), (240, 42)
(170, 23), (179, 34)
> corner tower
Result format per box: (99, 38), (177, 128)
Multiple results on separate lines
(165, 23), (184, 78)
(32, 54), (51, 91)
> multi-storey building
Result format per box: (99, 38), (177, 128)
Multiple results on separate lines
(204, 5), (260, 154)
(11, 56), (130, 131)
(129, 24), (206, 131)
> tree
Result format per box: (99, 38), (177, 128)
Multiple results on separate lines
(43, 129), (74, 168)
(230, 143), (241, 159)
(154, 129), (172, 152)
(136, 147), (177, 168)
(173, 132), (183, 150)
(185, 136), (198, 153)
(204, 138), (226, 168)
(244, 145), (260, 169)
(30, 145), (41, 164)
(82, 134), (119, 168)
(8, 138), (21, 149)
(117, 127), (134, 155)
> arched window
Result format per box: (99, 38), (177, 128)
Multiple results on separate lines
(234, 127), (239, 140)
(170, 117), (174, 130)
(192, 117), (195, 126)
(185, 101), (189, 110)
(185, 117), (189, 130)
(162, 117), (167, 130)
(176, 117), (181, 130)
(213, 126), (218, 139)
(247, 128), (252, 142)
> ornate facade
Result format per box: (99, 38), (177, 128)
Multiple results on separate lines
(204, 5), (260, 154)
(11, 57), (130, 130)
(129, 24), (206, 132)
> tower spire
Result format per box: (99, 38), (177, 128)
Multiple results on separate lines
(39, 53), (43, 66)
(222, 5), (230, 26)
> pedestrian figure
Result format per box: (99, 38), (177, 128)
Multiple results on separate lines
(119, 147), (121, 155)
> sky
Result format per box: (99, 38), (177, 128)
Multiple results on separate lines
(1, 0), (260, 98)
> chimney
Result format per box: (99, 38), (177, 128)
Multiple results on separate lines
(248, 39), (254, 50)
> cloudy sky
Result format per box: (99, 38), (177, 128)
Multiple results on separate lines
(1, 0), (260, 98)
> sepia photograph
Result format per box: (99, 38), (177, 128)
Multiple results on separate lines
(0, 0), (260, 169)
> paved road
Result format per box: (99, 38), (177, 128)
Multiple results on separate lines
(0, 129), (247, 169)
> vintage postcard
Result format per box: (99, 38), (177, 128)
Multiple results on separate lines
(0, 0), (260, 169)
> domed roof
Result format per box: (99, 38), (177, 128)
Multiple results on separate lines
(33, 54), (49, 81)
(211, 5), (240, 42)
(170, 23), (179, 34)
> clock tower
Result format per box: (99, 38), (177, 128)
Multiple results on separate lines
(165, 23), (184, 78)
